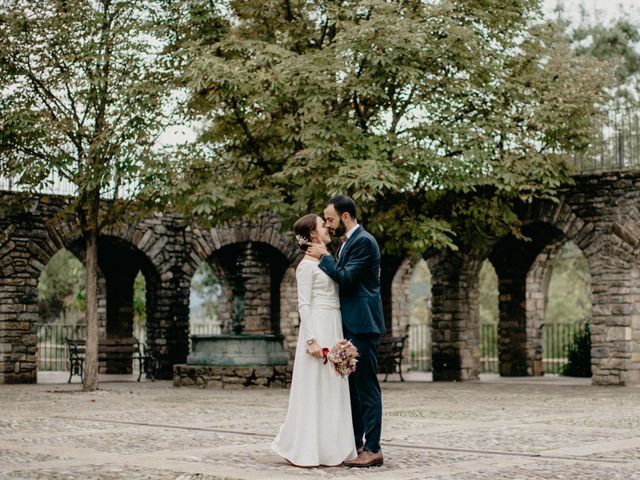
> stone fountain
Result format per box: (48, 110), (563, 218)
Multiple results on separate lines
(174, 243), (289, 388)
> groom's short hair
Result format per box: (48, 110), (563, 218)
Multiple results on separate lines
(327, 195), (356, 220)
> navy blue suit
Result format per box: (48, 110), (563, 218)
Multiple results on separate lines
(319, 225), (385, 453)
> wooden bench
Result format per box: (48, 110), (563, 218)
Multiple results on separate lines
(65, 337), (157, 383)
(377, 335), (408, 382)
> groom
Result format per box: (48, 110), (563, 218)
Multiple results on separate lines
(308, 195), (385, 467)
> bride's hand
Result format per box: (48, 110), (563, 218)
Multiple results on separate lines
(306, 341), (324, 359)
(307, 243), (328, 259)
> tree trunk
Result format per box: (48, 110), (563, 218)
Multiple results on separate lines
(83, 227), (100, 391)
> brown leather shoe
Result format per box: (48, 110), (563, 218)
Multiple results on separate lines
(344, 450), (383, 467)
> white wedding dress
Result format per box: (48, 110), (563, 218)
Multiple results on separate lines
(271, 258), (357, 467)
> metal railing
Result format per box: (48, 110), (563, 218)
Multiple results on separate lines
(0, 173), (77, 197)
(38, 320), (583, 374)
(0, 172), (138, 198)
(4, 109), (640, 200)
(480, 322), (584, 374)
(480, 323), (499, 374)
(37, 322), (221, 372)
(571, 109), (640, 173)
(408, 323), (431, 371)
(408, 321), (584, 375)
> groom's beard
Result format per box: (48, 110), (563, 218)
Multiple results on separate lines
(333, 219), (347, 237)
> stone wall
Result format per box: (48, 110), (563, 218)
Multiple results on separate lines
(173, 364), (289, 388)
(279, 266), (300, 365)
(3, 171), (640, 386)
(429, 172), (640, 385)
(391, 257), (414, 370)
(0, 196), (298, 384)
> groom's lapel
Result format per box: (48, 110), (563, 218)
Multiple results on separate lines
(338, 226), (362, 265)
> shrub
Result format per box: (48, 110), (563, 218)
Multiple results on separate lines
(560, 322), (592, 377)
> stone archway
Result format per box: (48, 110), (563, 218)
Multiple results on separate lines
(391, 257), (433, 372)
(490, 222), (565, 377)
(185, 217), (299, 369)
(524, 239), (566, 376)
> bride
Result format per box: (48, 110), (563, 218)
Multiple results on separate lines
(271, 213), (358, 467)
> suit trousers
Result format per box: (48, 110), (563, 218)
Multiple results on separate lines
(346, 332), (382, 453)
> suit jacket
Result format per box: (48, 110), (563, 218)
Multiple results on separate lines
(319, 225), (386, 336)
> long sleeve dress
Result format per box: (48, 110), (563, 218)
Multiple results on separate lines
(271, 258), (358, 467)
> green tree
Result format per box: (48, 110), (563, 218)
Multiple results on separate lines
(133, 272), (147, 330)
(167, 0), (609, 253)
(409, 259), (431, 325)
(479, 260), (499, 325)
(556, 2), (640, 105)
(38, 249), (86, 324)
(560, 322), (592, 377)
(0, 0), (174, 390)
(190, 262), (221, 324)
(545, 241), (591, 325)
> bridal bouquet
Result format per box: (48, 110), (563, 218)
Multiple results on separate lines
(321, 339), (359, 378)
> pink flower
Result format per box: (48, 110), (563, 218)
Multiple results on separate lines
(327, 339), (359, 378)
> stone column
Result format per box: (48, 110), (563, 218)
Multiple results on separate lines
(495, 266), (529, 376)
(379, 255), (403, 334)
(430, 252), (481, 381)
(0, 225), (39, 383)
(0, 274), (39, 384)
(391, 257), (422, 370)
(279, 266), (299, 368)
(588, 239), (640, 385)
(146, 273), (191, 380)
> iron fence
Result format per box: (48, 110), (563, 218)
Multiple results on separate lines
(408, 324), (431, 371)
(0, 173), (77, 197)
(408, 321), (584, 375)
(39, 320), (583, 374)
(571, 109), (640, 173)
(0, 172), (138, 198)
(4, 109), (640, 201)
(542, 322), (584, 374)
(36, 322), (221, 372)
(480, 323), (499, 374)
(479, 322), (584, 374)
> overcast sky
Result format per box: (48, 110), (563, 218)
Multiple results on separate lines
(544, 0), (639, 24)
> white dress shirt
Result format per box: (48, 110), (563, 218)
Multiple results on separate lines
(338, 223), (360, 258)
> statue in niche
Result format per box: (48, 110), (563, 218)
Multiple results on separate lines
(231, 254), (246, 335)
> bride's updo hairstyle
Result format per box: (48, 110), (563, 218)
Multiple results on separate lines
(293, 214), (319, 252)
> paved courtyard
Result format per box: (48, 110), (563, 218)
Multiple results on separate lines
(1, 373), (639, 480)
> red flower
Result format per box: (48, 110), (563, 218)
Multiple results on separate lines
(322, 347), (330, 364)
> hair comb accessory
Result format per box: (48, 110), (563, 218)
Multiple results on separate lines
(295, 234), (308, 247)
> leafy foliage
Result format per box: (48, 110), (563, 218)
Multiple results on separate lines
(38, 249), (85, 324)
(557, 1), (640, 107)
(479, 260), (499, 325)
(167, 0), (610, 254)
(409, 259), (431, 325)
(560, 322), (592, 377)
(0, 0), (178, 390)
(545, 241), (591, 324)
(0, 0), (176, 222)
(133, 272), (147, 328)
(189, 262), (222, 324)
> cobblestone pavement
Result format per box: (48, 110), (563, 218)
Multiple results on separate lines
(1, 373), (639, 479)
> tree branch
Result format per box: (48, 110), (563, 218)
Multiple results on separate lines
(352, 92), (368, 132)
(229, 96), (272, 174)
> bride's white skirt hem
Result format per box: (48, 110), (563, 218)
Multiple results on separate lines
(271, 442), (357, 468)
